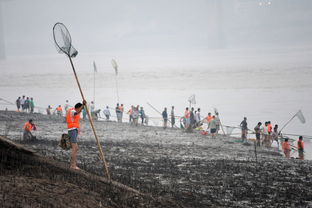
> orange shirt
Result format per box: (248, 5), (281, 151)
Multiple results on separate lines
(267, 124), (272, 133)
(56, 107), (62, 112)
(206, 115), (212, 122)
(24, 122), (33, 132)
(66, 108), (80, 130)
(282, 141), (290, 151)
(184, 110), (190, 118)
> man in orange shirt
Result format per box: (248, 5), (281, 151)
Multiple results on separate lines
(23, 119), (36, 141)
(297, 136), (304, 160)
(282, 138), (291, 158)
(56, 105), (63, 116)
(66, 100), (86, 170)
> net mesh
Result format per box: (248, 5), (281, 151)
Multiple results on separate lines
(224, 125), (235, 136)
(53, 22), (78, 58)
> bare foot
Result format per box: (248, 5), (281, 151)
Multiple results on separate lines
(70, 166), (81, 170)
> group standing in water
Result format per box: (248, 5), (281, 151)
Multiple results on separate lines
(241, 117), (305, 160)
(16, 96), (306, 161)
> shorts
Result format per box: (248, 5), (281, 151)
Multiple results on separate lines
(256, 133), (261, 140)
(210, 128), (216, 134)
(68, 129), (78, 143)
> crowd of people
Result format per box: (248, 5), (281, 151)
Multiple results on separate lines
(240, 117), (305, 160)
(16, 97), (306, 161)
(16, 96), (35, 113)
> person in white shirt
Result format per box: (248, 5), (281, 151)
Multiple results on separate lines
(195, 108), (201, 127)
(20, 95), (26, 112)
(64, 100), (70, 113)
(103, 106), (111, 121)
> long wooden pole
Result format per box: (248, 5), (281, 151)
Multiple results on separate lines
(93, 67), (95, 104)
(279, 113), (297, 134)
(69, 57), (111, 180)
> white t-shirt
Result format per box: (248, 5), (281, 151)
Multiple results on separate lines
(103, 108), (110, 116)
(90, 103), (95, 112)
(20, 98), (25, 105)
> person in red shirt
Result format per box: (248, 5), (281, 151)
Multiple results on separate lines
(297, 136), (304, 160)
(23, 119), (36, 141)
(282, 138), (291, 158)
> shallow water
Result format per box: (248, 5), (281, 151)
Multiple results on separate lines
(0, 50), (311, 158)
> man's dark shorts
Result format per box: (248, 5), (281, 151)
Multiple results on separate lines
(68, 129), (78, 143)
(211, 128), (217, 134)
(256, 133), (261, 140)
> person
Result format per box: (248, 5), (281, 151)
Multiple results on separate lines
(184, 107), (190, 129)
(30, 97), (35, 113)
(66, 100), (86, 170)
(214, 112), (221, 134)
(195, 108), (201, 127)
(20, 95), (25, 112)
(23, 119), (36, 141)
(171, 106), (175, 128)
(132, 106), (139, 126)
(139, 106), (145, 125)
(116, 103), (121, 122)
(162, 107), (168, 129)
(24, 97), (30, 113)
(208, 116), (217, 139)
(206, 112), (212, 122)
(119, 104), (124, 122)
(282, 138), (291, 158)
(297, 136), (304, 160)
(46, 105), (52, 115)
(103, 106), (111, 121)
(90, 101), (95, 113)
(267, 121), (272, 144)
(16, 97), (21, 112)
(127, 106), (133, 123)
(271, 125), (279, 146)
(262, 122), (270, 147)
(254, 122), (262, 147)
(56, 105), (63, 116)
(190, 107), (195, 128)
(64, 100), (70, 113)
(240, 117), (248, 142)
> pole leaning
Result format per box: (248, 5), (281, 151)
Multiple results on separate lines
(69, 57), (111, 180)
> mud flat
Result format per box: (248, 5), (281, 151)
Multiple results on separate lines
(1, 110), (312, 207)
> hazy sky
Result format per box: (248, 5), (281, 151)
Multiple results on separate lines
(1, 0), (312, 56)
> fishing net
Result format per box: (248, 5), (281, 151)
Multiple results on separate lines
(224, 125), (235, 136)
(296, 110), (306, 124)
(53, 22), (78, 58)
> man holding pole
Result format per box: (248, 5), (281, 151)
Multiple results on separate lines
(66, 100), (86, 170)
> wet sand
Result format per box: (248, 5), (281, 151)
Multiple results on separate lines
(1, 110), (312, 207)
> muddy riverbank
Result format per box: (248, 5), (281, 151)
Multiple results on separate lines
(1, 110), (312, 207)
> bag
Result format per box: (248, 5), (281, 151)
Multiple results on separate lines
(59, 133), (71, 150)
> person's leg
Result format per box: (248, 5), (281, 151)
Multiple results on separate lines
(68, 129), (79, 169)
(70, 143), (78, 168)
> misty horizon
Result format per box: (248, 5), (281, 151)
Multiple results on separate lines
(0, 0), (312, 57)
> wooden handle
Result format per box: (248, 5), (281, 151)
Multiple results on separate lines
(69, 57), (111, 180)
